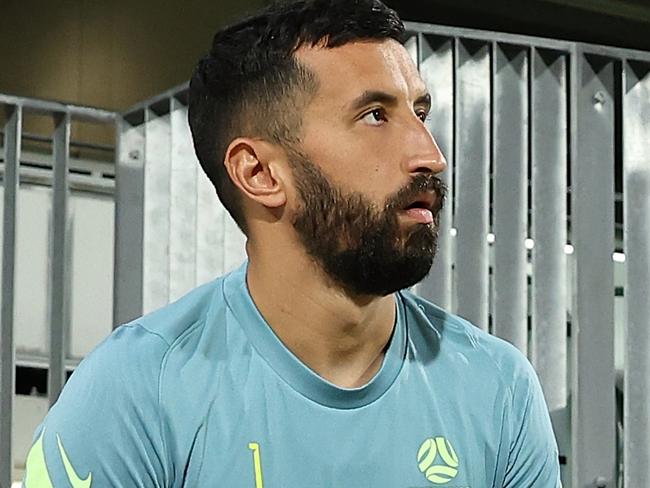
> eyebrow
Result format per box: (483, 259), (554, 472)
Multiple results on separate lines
(348, 90), (432, 113)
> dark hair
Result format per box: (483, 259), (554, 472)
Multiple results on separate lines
(188, 0), (405, 234)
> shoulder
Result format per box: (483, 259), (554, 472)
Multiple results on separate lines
(400, 290), (536, 389)
(133, 275), (227, 346)
(26, 321), (174, 487)
(65, 274), (227, 385)
(45, 322), (172, 436)
(27, 273), (237, 486)
(51, 271), (236, 421)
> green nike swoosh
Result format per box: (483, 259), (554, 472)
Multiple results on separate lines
(56, 434), (93, 488)
(24, 430), (93, 488)
(24, 430), (53, 488)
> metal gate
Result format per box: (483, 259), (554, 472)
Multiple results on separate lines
(0, 95), (116, 486)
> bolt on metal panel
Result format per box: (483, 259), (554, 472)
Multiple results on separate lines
(491, 42), (529, 353)
(416, 34), (454, 310)
(0, 103), (21, 488)
(48, 112), (72, 406)
(169, 100), (198, 302)
(113, 117), (145, 327)
(530, 48), (569, 412)
(143, 107), (172, 314)
(571, 51), (617, 488)
(454, 38), (491, 330)
(623, 60), (650, 488)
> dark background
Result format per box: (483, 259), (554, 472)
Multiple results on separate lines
(392, 0), (650, 52)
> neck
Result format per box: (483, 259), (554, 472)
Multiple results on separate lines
(245, 238), (396, 389)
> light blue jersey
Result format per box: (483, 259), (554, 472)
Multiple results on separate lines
(24, 261), (560, 487)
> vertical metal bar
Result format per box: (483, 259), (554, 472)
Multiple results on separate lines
(531, 48), (570, 485)
(48, 112), (71, 406)
(113, 114), (146, 327)
(416, 34), (454, 309)
(623, 60), (650, 488)
(492, 43), (528, 353)
(454, 38), (491, 329)
(571, 49), (617, 488)
(196, 161), (226, 285)
(530, 48), (568, 411)
(169, 98), (197, 300)
(143, 106), (171, 313)
(0, 103), (21, 488)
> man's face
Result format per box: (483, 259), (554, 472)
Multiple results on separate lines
(287, 39), (447, 297)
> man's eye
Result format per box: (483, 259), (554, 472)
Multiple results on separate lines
(361, 108), (387, 126)
(417, 111), (430, 123)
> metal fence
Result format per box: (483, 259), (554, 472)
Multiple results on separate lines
(407, 24), (650, 488)
(0, 95), (116, 487)
(113, 87), (248, 327)
(1, 20), (649, 488)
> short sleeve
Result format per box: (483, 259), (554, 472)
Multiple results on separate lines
(502, 360), (562, 487)
(22, 324), (171, 488)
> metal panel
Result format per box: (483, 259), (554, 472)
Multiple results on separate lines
(14, 187), (52, 356)
(571, 51), (617, 488)
(491, 43), (528, 352)
(195, 166), (227, 285)
(48, 112), (71, 406)
(530, 48), (568, 410)
(69, 193), (115, 359)
(623, 60), (650, 488)
(0, 104), (21, 488)
(416, 34), (454, 309)
(169, 99), (198, 301)
(143, 108), (171, 313)
(223, 213), (247, 272)
(113, 118), (145, 327)
(454, 39), (491, 329)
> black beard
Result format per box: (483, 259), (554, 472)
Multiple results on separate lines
(289, 151), (447, 297)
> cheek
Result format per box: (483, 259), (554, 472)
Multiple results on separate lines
(303, 128), (402, 201)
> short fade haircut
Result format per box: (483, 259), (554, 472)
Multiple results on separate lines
(188, 0), (405, 235)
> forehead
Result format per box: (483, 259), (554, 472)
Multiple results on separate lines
(296, 39), (425, 107)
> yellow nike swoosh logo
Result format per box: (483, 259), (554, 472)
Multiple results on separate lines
(23, 429), (92, 488)
(24, 430), (53, 488)
(57, 434), (93, 488)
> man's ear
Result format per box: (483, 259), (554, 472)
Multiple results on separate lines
(224, 137), (288, 209)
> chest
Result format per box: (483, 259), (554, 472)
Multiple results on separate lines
(177, 374), (508, 488)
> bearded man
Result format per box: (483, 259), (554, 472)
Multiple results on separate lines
(23, 1), (561, 486)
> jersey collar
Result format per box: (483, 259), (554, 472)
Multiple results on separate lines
(223, 260), (407, 409)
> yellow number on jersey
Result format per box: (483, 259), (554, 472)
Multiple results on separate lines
(248, 442), (264, 488)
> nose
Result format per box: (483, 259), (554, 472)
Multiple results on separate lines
(404, 120), (447, 176)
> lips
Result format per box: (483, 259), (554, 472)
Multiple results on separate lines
(400, 192), (439, 224)
(403, 207), (434, 223)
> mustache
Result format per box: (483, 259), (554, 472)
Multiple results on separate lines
(387, 174), (448, 213)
